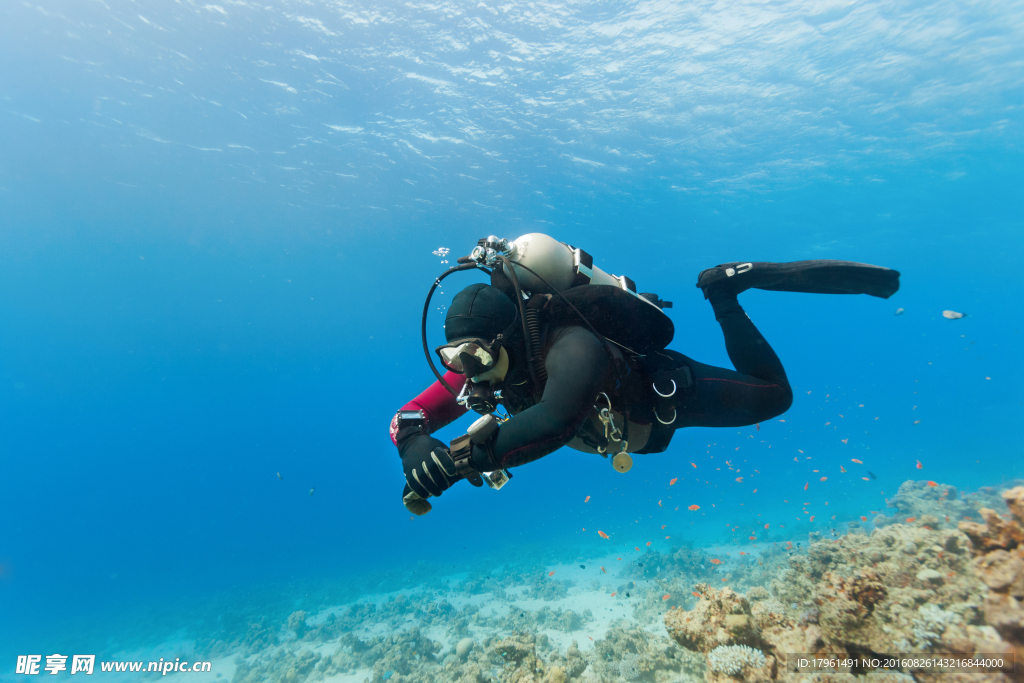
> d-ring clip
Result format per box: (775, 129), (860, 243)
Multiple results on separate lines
(653, 379), (677, 398)
(654, 407), (677, 425)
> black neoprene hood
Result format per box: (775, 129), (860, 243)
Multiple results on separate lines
(444, 283), (517, 343)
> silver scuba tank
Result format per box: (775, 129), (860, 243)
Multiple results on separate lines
(472, 233), (660, 310)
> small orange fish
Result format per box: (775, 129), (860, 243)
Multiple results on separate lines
(691, 591), (701, 598)
(804, 482), (809, 491)
(610, 592), (617, 597)
(916, 460), (923, 469)
(661, 525), (666, 529)
(851, 458), (863, 464)
(588, 636), (593, 641)
(600, 566), (606, 573)
(764, 523), (769, 529)
(820, 476), (827, 481)
(927, 481), (937, 487)
(690, 462), (697, 468)
(710, 558), (721, 565)
(584, 495), (591, 502)
(841, 438), (848, 444)
(749, 535), (757, 540)
(862, 476), (870, 481)
(739, 551), (747, 555)
(662, 594), (671, 601)
(809, 515), (815, 521)
(906, 517), (916, 523)
(635, 547), (640, 551)
(735, 476), (744, 483)
(860, 515), (867, 521)
(548, 571), (555, 576)
(840, 466), (847, 473)
(688, 504), (700, 510)
(598, 530), (610, 539)
(669, 477), (677, 486)
(658, 500), (663, 507)
(617, 557), (622, 560)
(646, 541), (652, 546)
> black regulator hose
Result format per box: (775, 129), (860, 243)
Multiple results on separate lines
(524, 299), (548, 388)
(422, 262), (485, 397)
(496, 255), (541, 390)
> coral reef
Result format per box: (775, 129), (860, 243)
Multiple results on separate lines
(665, 485), (1024, 682)
(234, 647), (322, 683)
(286, 610), (309, 638)
(527, 573), (576, 601)
(948, 486), (1024, 682)
(665, 584), (801, 682)
(707, 645), (766, 677)
(589, 619), (700, 682)
(877, 479), (1022, 531)
(617, 652), (640, 680)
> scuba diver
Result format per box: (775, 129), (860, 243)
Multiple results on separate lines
(391, 234), (900, 515)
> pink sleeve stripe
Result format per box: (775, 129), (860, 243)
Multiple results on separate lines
(389, 371), (469, 445)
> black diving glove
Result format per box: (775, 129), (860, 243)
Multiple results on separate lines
(397, 427), (461, 498)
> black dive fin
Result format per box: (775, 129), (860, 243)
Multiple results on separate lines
(697, 260), (901, 299)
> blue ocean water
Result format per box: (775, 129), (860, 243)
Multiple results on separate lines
(0, 0), (1021, 674)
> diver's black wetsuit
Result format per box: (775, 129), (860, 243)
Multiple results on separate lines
(469, 290), (792, 473)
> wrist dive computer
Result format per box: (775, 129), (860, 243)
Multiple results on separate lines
(396, 409), (426, 431)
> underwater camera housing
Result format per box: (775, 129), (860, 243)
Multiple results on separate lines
(481, 468), (511, 490)
(449, 414), (512, 490)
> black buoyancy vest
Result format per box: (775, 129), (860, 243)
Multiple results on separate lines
(543, 284), (674, 355)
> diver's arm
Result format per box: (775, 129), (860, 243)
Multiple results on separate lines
(475, 327), (609, 470)
(389, 370), (469, 445)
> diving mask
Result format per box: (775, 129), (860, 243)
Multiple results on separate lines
(435, 338), (501, 375)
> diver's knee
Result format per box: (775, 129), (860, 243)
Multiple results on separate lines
(778, 386), (794, 414)
(758, 386), (792, 421)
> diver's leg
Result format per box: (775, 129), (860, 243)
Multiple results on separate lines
(673, 289), (793, 428)
(708, 291), (788, 387)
